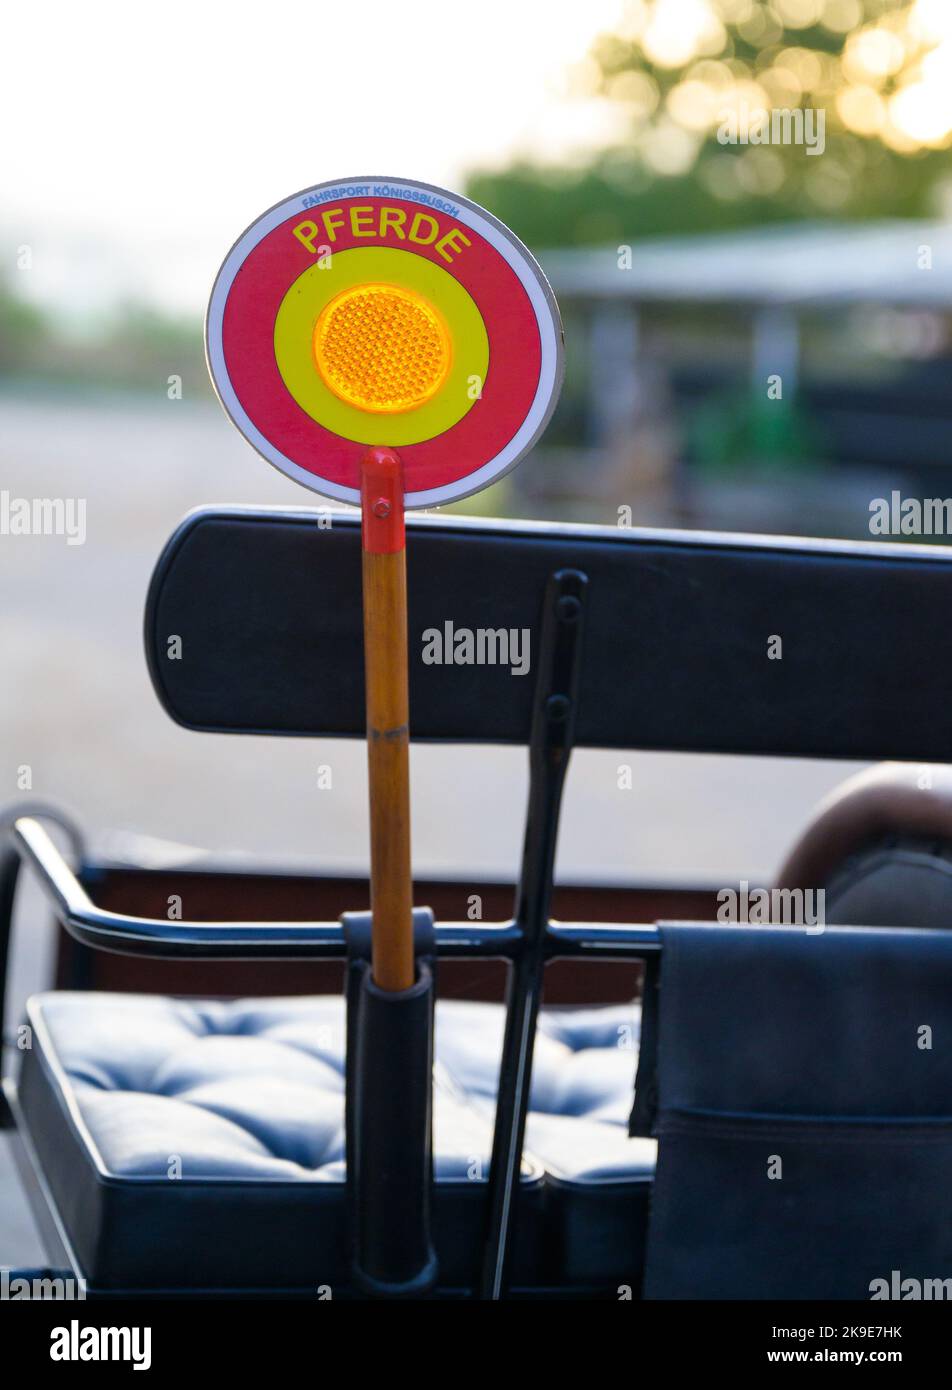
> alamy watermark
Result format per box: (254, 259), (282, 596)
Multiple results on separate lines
(718, 103), (825, 157)
(870, 1270), (952, 1300)
(421, 621), (530, 676)
(869, 491), (952, 536)
(49, 1320), (151, 1369)
(2, 1266), (86, 1299)
(716, 880), (825, 933)
(0, 490), (86, 545)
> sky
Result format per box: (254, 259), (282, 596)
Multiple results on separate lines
(3, 0), (626, 321)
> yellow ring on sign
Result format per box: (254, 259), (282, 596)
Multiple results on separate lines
(314, 283), (452, 413)
(273, 246), (489, 447)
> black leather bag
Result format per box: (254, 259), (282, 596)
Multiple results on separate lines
(644, 923), (952, 1300)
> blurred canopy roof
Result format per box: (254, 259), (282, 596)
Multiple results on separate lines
(542, 220), (952, 309)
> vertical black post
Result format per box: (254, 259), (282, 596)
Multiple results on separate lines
(479, 568), (587, 1299)
(344, 907), (439, 1297)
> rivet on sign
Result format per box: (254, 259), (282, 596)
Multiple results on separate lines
(372, 498), (392, 519)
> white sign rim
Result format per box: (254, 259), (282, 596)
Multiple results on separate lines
(205, 175), (564, 508)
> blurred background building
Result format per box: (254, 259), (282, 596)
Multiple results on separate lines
(3, 0), (952, 882)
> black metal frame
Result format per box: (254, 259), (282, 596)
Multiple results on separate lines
(480, 568), (588, 1298)
(1, 839), (657, 1301)
(0, 560), (669, 1299)
(9, 815), (658, 963)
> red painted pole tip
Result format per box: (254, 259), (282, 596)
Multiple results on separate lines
(360, 447), (405, 554)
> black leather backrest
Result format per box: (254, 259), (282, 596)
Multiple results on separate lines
(145, 508), (952, 757)
(826, 838), (952, 930)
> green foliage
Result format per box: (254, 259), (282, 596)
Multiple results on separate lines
(0, 281), (51, 371)
(687, 390), (826, 474)
(468, 142), (943, 249)
(467, 0), (949, 246)
(0, 278), (208, 394)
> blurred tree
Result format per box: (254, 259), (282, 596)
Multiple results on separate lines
(0, 286), (209, 394)
(468, 0), (952, 246)
(89, 301), (209, 393)
(0, 279), (50, 372)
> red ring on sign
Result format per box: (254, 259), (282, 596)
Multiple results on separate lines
(221, 198), (541, 495)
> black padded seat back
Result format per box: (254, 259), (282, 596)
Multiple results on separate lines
(644, 923), (952, 1300)
(147, 509), (952, 759)
(778, 764), (952, 931)
(826, 837), (952, 930)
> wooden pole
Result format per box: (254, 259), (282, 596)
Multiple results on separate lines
(360, 447), (414, 991)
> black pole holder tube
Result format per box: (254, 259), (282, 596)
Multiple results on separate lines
(343, 908), (438, 1297)
(479, 568), (588, 1300)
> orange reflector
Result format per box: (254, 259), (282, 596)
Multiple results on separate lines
(313, 283), (451, 413)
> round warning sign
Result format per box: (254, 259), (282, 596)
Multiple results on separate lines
(206, 176), (563, 507)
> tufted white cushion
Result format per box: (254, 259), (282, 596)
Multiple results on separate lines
(17, 992), (655, 1292)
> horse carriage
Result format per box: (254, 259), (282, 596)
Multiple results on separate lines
(3, 178), (952, 1309)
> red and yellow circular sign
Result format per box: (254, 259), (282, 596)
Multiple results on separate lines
(206, 177), (563, 507)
